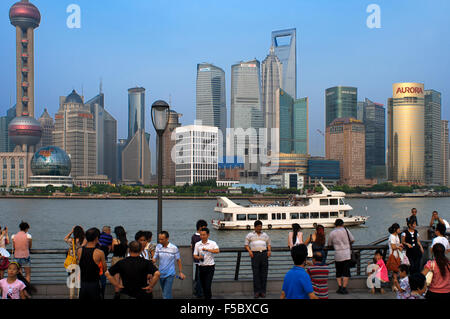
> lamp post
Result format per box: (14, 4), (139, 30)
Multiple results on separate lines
(151, 100), (170, 234)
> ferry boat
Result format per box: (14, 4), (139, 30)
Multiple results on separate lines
(212, 182), (369, 230)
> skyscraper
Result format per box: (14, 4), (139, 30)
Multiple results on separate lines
(36, 108), (54, 150)
(261, 47), (283, 132)
(158, 110), (182, 186)
(53, 90), (97, 178)
(0, 105), (17, 152)
(326, 118), (369, 186)
(359, 98), (386, 180)
(271, 28), (297, 98)
(387, 83), (425, 184)
(128, 87), (145, 141)
(196, 63), (226, 140)
(441, 120), (449, 186)
(121, 87), (151, 185)
(230, 60), (263, 183)
(85, 92), (118, 183)
(424, 90), (442, 185)
(276, 89), (308, 154)
(325, 86), (358, 128)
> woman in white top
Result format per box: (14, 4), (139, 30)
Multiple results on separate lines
(388, 223), (404, 288)
(288, 223), (303, 249)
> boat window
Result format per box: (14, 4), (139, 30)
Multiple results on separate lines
(248, 214), (258, 221)
(271, 213), (276, 220)
(282, 213), (286, 220)
(320, 212), (329, 219)
(290, 213), (299, 219)
(343, 211), (349, 217)
(300, 213), (309, 219)
(310, 212), (319, 219)
(277, 213), (282, 220)
(339, 198), (345, 205)
(224, 213), (233, 221)
(237, 214), (247, 221)
(258, 214), (268, 220)
(330, 199), (338, 206)
(330, 212), (338, 217)
(320, 199), (328, 206)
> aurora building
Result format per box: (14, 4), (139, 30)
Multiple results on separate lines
(387, 83), (425, 184)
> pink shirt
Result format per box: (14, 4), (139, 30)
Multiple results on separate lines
(12, 231), (31, 259)
(376, 259), (389, 283)
(0, 278), (25, 299)
(426, 260), (450, 294)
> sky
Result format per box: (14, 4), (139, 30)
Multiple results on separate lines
(1, 0), (449, 172)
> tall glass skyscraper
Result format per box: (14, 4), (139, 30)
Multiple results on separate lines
(196, 63), (226, 139)
(359, 98), (386, 179)
(272, 28), (297, 99)
(261, 47), (283, 132)
(326, 86), (358, 128)
(424, 89), (442, 185)
(128, 87), (145, 141)
(388, 83), (425, 184)
(277, 89), (308, 154)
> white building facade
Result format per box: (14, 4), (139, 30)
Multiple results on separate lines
(175, 125), (218, 186)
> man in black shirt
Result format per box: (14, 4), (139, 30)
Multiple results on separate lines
(106, 241), (160, 299)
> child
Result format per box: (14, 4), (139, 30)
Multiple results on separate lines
(307, 252), (329, 299)
(393, 264), (410, 299)
(0, 262), (26, 299)
(368, 250), (389, 294)
(406, 273), (426, 299)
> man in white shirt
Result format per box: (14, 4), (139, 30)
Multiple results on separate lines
(193, 228), (219, 300)
(245, 220), (272, 298)
(431, 223), (450, 253)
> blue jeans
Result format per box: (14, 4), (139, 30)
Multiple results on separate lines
(159, 275), (175, 299)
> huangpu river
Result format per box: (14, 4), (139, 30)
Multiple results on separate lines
(0, 197), (449, 249)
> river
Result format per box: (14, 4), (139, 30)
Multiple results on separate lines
(0, 197), (448, 249)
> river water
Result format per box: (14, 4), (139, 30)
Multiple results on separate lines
(0, 197), (448, 249)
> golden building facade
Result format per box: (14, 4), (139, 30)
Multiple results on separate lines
(388, 83), (425, 184)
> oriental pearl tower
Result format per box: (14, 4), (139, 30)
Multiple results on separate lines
(8, 0), (42, 153)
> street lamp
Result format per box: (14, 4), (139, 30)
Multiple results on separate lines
(151, 100), (170, 234)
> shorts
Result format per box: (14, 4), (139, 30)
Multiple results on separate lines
(15, 257), (31, 267)
(335, 260), (351, 278)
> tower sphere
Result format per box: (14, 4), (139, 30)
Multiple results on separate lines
(9, 0), (41, 29)
(8, 116), (42, 146)
(31, 146), (72, 177)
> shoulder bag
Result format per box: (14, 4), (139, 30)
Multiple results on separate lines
(64, 238), (77, 269)
(345, 228), (357, 268)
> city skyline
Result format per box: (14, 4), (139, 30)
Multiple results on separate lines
(0, 0), (449, 160)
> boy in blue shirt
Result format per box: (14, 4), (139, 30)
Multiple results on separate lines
(281, 244), (318, 299)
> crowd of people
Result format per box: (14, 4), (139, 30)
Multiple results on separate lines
(0, 207), (448, 300)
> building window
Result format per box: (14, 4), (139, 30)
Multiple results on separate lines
(3, 159), (6, 169)
(19, 158), (24, 169)
(11, 159), (15, 169)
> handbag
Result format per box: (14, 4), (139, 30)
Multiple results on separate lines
(386, 252), (401, 272)
(399, 250), (410, 266)
(307, 243), (313, 258)
(345, 228), (357, 268)
(64, 239), (77, 269)
(425, 261), (435, 287)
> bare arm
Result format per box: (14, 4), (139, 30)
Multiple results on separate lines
(309, 292), (319, 299)
(142, 271), (160, 293)
(105, 271), (123, 290)
(280, 291), (286, 299)
(28, 238), (32, 250)
(245, 245), (254, 258)
(176, 258), (185, 280)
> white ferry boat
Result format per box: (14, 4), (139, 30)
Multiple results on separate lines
(212, 182), (369, 230)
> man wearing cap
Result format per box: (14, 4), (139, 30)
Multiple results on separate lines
(245, 220), (271, 298)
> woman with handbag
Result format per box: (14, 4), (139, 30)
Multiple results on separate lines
(422, 243), (450, 299)
(64, 226), (86, 299)
(0, 226), (10, 279)
(401, 219), (424, 274)
(304, 224), (327, 265)
(387, 223), (403, 288)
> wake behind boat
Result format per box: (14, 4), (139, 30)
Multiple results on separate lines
(212, 182), (369, 230)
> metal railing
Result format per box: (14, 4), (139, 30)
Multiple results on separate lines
(1, 237), (435, 285)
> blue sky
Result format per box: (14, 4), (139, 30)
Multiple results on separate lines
(1, 0), (449, 168)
